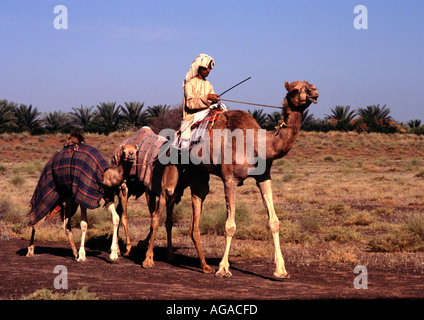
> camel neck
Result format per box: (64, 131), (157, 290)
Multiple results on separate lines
(267, 109), (303, 160)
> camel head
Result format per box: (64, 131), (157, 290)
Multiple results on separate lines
(120, 145), (138, 163)
(64, 131), (85, 147)
(283, 81), (319, 111)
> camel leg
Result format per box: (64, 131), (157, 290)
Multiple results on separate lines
(26, 227), (36, 257)
(143, 193), (163, 269)
(165, 199), (177, 263)
(63, 201), (78, 259)
(77, 207), (88, 262)
(216, 179), (237, 277)
(256, 178), (289, 278)
(107, 203), (120, 261)
(117, 183), (131, 256)
(164, 165), (180, 263)
(189, 172), (213, 273)
(139, 191), (155, 248)
(143, 165), (179, 268)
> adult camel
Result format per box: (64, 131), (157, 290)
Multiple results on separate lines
(132, 80), (318, 278)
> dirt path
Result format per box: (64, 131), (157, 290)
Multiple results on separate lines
(1, 239), (423, 301)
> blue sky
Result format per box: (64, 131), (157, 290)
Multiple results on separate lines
(1, 0), (423, 122)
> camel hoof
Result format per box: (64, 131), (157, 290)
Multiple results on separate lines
(109, 252), (119, 261)
(123, 245), (132, 257)
(215, 268), (232, 278)
(123, 251), (131, 257)
(274, 271), (290, 279)
(142, 258), (155, 269)
(26, 246), (34, 257)
(202, 265), (215, 274)
(76, 255), (86, 262)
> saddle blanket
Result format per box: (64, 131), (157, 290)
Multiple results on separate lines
(172, 106), (225, 150)
(112, 127), (168, 194)
(28, 144), (111, 226)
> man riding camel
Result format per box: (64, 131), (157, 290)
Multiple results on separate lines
(180, 53), (225, 149)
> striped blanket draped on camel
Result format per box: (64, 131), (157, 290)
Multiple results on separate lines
(112, 127), (168, 197)
(28, 144), (111, 226)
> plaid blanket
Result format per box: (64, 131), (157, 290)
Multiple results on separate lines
(28, 144), (111, 226)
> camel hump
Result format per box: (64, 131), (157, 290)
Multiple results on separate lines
(213, 110), (261, 130)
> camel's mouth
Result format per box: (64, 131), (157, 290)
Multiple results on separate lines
(124, 154), (136, 163)
(308, 96), (319, 104)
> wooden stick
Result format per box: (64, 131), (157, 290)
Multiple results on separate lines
(219, 77), (251, 96)
(220, 98), (281, 109)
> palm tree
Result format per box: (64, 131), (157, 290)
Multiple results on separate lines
(301, 109), (315, 129)
(356, 104), (391, 121)
(326, 105), (356, 122)
(70, 105), (94, 130)
(248, 109), (267, 128)
(13, 104), (41, 132)
(355, 104), (394, 133)
(42, 111), (70, 132)
(265, 111), (281, 130)
(146, 104), (171, 119)
(121, 101), (148, 128)
(0, 100), (17, 128)
(407, 119), (421, 130)
(94, 102), (122, 134)
(326, 105), (356, 131)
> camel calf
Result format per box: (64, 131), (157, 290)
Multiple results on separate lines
(27, 141), (137, 262)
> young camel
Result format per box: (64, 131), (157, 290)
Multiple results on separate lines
(112, 139), (208, 270)
(122, 81), (318, 278)
(27, 141), (137, 262)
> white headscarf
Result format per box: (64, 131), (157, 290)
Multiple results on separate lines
(183, 53), (215, 87)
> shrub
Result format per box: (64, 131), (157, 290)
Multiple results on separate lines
(199, 203), (253, 236)
(406, 213), (424, 239)
(344, 211), (374, 226)
(0, 196), (27, 236)
(199, 205), (227, 235)
(324, 226), (362, 243)
(368, 215), (424, 252)
(323, 155), (335, 162)
(8, 175), (25, 187)
(327, 203), (351, 215)
(23, 161), (44, 175)
(301, 215), (322, 232)
(280, 219), (310, 244)
(21, 287), (98, 300)
(368, 231), (423, 252)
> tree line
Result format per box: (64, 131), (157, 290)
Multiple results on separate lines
(0, 100), (176, 135)
(1, 99), (423, 135)
(249, 104), (424, 134)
